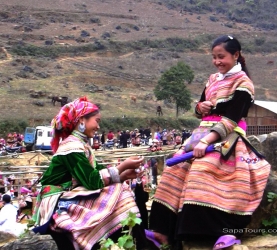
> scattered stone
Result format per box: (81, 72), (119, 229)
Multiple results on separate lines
(22, 65), (34, 73)
(16, 71), (29, 78)
(209, 16), (218, 22)
(90, 17), (100, 23)
(75, 37), (86, 43)
(101, 32), (111, 39)
(0, 232), (58, 250)
(24, 26), (33, 32)
(247, 135), (263, 152)
(35, 72), (49, 78)
(0, 231), (17, 247)
(133, 25), (140, 31)
(33, 101), (44, 106)
(171, 53), (180, 58)
(143, 93), (153, 100)
(84, 83), (104, 93)
(257, 134), (268, 143)
(225, 22), (233, 28)
(105, 85), (121, 92)
(195, 77), (204, 83)
(115, 25), (121, 30)
(45, 40), (54, 46)
(55, 64), (63, 69)
(80, 30), (90, 37)
(94, 41), (105, 50)
(261, 132), (277, 171)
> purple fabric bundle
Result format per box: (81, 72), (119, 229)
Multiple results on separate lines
(166, 144), (215, 166)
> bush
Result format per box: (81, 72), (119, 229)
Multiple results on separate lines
(0, 120), (28, 137)
(11, 42), (106, 58)
(255, 37), (266, 46)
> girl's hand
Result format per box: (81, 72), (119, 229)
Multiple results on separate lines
(120, 169), (144, 182)
(117, 156), (144, 174)
(199, 101), (213, 116)
(193, 141), (208, 158)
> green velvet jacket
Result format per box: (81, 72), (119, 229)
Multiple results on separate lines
(40, 152), (105, 190)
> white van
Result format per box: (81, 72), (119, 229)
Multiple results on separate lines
(35, 126), (52, 150)
(24, 126), (52, 151)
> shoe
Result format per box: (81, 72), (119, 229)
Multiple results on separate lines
(145, 229), (161, 248)
(213, 235), (241, 249)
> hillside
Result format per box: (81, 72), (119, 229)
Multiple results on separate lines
(0, 0), (277, 128)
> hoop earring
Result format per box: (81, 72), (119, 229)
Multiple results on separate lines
(78, 123), (86, 133)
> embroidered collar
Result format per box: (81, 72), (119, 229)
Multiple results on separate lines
(217, 63), (242, 81)
(71, 130), (88, 143)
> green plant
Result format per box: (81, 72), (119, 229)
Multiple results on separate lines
(262, 192), (277, 230)
(0, 119), (28, 137)
(99, 211), (142, 250)
(255, 37), (266, 46)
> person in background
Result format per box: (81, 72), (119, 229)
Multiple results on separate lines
(161, 129), (167, 145)
(100, 131), (105, 145)
(107, 130), (114, 140)
(139, 127), (144, 137)
(121, 131), (128, 148)
(17, 187), (33, 221)
(0, 194), (26, 236)
(144, 127), (151, 138)
(0, 180), (5, 195)
(150, 158), (158, 186)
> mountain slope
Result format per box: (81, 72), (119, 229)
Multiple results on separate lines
(0, 0), (277, 124)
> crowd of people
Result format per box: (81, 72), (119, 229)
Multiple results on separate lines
(91, 127), (192, 149)
(0, 132), (24, 150)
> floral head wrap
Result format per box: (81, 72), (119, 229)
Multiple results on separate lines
(51, 96), (99, 153)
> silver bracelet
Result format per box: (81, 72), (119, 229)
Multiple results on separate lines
(108, 167), (121, 183)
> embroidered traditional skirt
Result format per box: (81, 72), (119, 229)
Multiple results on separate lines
(151, 126), (271, 240)
(34, 184), (140, 250)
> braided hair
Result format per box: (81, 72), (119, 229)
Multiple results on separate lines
(212, 35), (250, 78)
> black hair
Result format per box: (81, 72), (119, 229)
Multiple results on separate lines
(83, 110), (99, 120)
(2, 194), (11, 203)
(212, 35), (250, 78)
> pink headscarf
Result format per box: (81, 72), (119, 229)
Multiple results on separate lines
(51, 97), (99, 153)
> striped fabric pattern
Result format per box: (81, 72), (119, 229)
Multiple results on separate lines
(55, 131), (94, 166)
(205, 71), (254, 106)
(154, 136), (270, 215)
(52, 184), (140, 250)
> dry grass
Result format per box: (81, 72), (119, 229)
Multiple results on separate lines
(0, 0), (276, 126)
